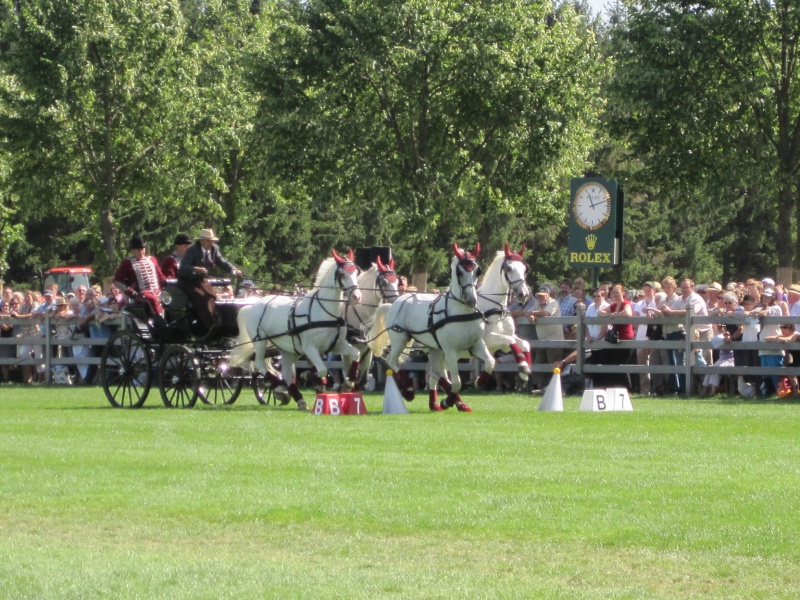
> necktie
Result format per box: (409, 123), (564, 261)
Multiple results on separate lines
(204, 250), (211, 266)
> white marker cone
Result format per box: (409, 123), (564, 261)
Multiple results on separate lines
(383, 370), (409, 414)
(538, 368), (564, 412)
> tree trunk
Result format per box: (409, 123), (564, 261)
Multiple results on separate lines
(411, 267), (427, 292)
(776, 182), (793, 274)
(100, 208), (116, 265)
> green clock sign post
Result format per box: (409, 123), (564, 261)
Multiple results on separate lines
(568, 178), (623, 277)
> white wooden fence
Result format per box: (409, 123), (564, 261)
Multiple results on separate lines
(3, 310), (800, 395)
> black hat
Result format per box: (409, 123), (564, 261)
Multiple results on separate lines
(173, 233), (192, 246)
(128, 235), (146, 250)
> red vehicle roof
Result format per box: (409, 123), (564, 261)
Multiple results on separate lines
(45, 267), (93, 274)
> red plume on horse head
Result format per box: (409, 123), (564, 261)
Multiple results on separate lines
(453, 242), (481, 261)
(331, 248), (355, 264)
(376, 255), (395, 272)
(504, 242), (526, 262)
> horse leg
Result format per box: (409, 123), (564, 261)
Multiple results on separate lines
(303, 345), (329, 392)
(436, 351), (466, 411)
(511, 338), (531, 380)
(387, 331), (415, 401)
(334, 335), (361, 391)
(358, 346), (373, 389)
(282, 354), (306, 410)
(428, 388), (442, 412)
(426, 350), (446, 411)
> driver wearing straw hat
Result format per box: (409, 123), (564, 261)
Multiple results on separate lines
(177, 228), (242, 334)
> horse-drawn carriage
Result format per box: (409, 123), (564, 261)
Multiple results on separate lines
(100, 242), (532, 412)
(100, 248), (392, 409)
(99, 278), (272, 408)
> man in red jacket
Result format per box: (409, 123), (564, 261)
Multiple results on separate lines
(113, 235), (167, 317)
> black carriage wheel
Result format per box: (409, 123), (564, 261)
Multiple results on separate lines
(158, 345), (200, 408)
(253, 373), (273, 405)
(100, 330), (152, 408)
(198, 363), (244, 405)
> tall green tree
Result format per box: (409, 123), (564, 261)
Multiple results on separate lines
(248, 0), (605, 285)
(611, 0), (800, 282)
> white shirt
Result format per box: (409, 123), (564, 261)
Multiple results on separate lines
(634, 297), (658, 341)
(585, 300), (610, 340)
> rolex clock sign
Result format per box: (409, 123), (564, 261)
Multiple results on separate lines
(568, 178), (623, 268)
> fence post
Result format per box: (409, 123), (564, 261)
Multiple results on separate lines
(44, 311), (52, 385)
(575, 305), (585, 376)
(684, 304), (693, 396)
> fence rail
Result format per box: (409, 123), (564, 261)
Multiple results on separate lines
(3, 310), (800, 395)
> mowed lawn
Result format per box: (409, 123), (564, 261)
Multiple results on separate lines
(1, 386), (799, 599)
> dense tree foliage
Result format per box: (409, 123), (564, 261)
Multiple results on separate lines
(247, 0), (605, 286)
(2, 0), (800, 290)
(609, 0), (800, 284)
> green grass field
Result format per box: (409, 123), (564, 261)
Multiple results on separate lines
(1, 386), (799, 599)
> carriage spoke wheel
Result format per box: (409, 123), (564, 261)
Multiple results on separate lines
(198, 362), (244, 405)
(100, 330), (152, 408)
(158, 345), (200, 408)
(252, 372), (273, 405)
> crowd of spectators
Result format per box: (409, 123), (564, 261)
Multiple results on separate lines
(0, 282), (123, 385)
(4, 265), (800, 397)
(511, 275), (800, 398)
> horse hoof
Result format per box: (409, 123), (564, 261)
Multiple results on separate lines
(517, 372), (529, 383)
(475, 371), (492, 390)
(401, 389), (416, 401)
(519, 365), (531, 376)
(456, 402), (472, 413)
(341, 379), (355, 392)
(275, 386), (291, 405)
(440, 397), (451, 410)
(429, 401), (443, 412)
(296, 399), (308, 411)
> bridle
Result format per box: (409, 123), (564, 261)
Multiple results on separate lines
(502, 257), (530, 303)
(452, 258), (480, 305)
(376, 269), (399, 303)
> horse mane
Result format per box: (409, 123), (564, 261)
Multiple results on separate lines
(311, 257), (337, 290)
(479, 251), (506, 293)
(357, 264), (377, 286)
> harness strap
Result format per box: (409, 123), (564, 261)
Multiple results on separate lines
(389, 292), (483, 351)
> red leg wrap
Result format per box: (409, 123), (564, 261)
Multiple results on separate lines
(287, 383), (304, 401)
(475, 371), (492, 389)
(347, 360), (360, 383)
(428, 389), (443, 412)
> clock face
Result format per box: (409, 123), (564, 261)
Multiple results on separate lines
(573, 182), (611, 230)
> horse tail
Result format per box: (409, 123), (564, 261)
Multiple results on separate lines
(229, 304), (256, 368)
(368, 303), (392, 357)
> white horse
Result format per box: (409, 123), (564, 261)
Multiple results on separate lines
(476, 244), (532, 377)
(369, 243), (494, 412)
(229, 250), (362, 410)
(421, 243), (532, 409)
(342, 256), (400, 388)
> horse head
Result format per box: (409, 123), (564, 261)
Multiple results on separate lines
(375, 255), (399, 303)
(503, 242), (531, 303)
(452, 243), (481, 307)
(332, 249), (362, 304)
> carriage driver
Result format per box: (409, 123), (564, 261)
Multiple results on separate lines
(177, 228), (242, 333)
(113, 235), (168, 317)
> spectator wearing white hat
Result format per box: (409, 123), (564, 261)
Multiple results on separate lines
(521, 285), (564, 393)
(634, 281), (660, 395)
(756, 288), (784, 395)
(177, 228), (242, 334)
(705, 282), (723, 315)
